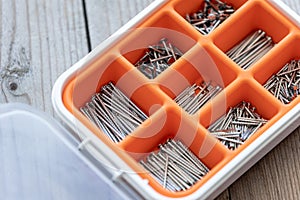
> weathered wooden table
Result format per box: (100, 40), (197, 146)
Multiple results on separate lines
(0, 0), (299, 199)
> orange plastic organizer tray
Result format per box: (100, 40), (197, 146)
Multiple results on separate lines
(62, 0), (300, 198)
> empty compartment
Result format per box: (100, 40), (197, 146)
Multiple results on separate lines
(199, 79), (280, 150)
(173, 0), (248, 35)
(157, 44), (238, 115)
(121, 106), (228, 197)
(121, 11), (197, 79)
(253, 34), (300, 105)
(212, 0), (291, 69)
(63, 56), (166, 144)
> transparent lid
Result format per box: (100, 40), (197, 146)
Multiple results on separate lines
(0, 103), (128, 200)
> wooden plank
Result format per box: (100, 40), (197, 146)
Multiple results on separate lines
(0, 0), (88, 115)
(230, 128), (300, 200)
(84, 0), (153, 49)
(282, 0), (300, 11)
(215, 189), (230, 200)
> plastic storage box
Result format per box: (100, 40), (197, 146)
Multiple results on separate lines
(52, 0), (300, 199)
(0, 103), (131, 200)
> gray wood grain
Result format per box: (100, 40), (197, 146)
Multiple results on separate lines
(282, 0), (300, 11)
(0, 0), (88, 115)
(230, 128), (300, 200)
(84, 0), (153, 49)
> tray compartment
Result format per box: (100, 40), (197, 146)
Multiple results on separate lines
(121, 105), (228, 197)
(253, 34), (300, 106)
(173, 0), (249, 36)
(157, 44), (238, 112)
(121, 11), (199, 80)
(63, 56), (169, 144)
(199, 79), (281, 150)
(212, 0), (292, 67)
(57, 0), (300, 198)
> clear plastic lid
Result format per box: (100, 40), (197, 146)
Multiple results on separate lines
(0, 103), (129, 200)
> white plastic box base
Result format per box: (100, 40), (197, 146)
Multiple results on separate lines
(52, 0), (300, 199)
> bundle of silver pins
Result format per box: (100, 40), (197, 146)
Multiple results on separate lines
(264, 60), (300, 104)
(186, 0), (235, 35)
(226, 30), (275, 70)
(174, 81), (222, 115)
(80, 82), (148, 143)
(208, 101), (268, 150)
(135, 38), (183, 79)
(140, 139), (209, 192)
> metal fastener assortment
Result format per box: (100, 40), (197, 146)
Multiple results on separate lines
(226, 30), (275, 70)
(55, 0), (300, 198)
(80, 82), (148, 143)
(208, 101), (268, 150)
(174, 81), (222, 115)
(186, 0), (235, 35)
(264, 60), (300, 104)
(135, 38), (183, 79)
(140, 139), (209, 192)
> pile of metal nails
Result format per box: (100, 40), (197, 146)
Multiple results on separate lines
(208, 101), (268, 150)
(80, 82), (148, 143)
(264, 60), (300, 104)
(135, 38), (183, 79)
(226, 30), (275, 70)
(140, 139), (209, 192)
(186, 0), (235, 35)
(174, 81), (222, 115)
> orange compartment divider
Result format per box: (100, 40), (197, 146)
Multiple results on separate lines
(120, 105), (229, 197)
(60, 0), (300, 198)
(212, 0), (292, 53)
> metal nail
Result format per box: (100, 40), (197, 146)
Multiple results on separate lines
(135, 38), (183, 79)
(264, 60), (300, 104)
(209, 101), (268, 150)
(140, 139), (209, 192)
(186, 0), (235, 35)
(175, 81), (222, 115)
(226, 30), (274, 70)
(80, 82), (148, 143)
